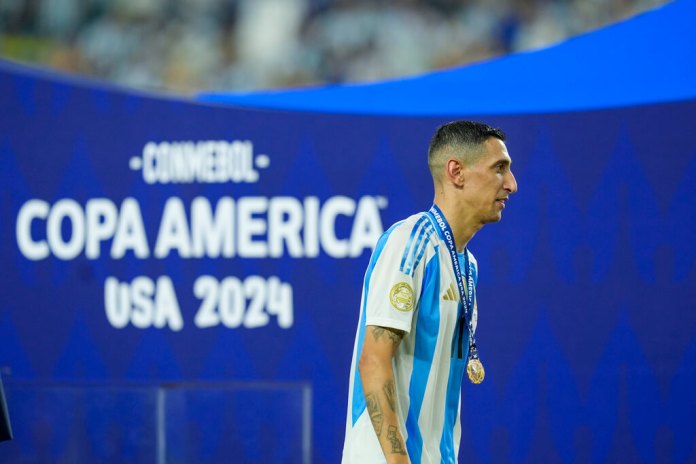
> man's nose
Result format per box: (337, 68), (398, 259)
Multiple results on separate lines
(505, 171), (518, 194)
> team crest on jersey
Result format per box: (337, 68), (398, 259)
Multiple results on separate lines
(390, 282), (414, 312)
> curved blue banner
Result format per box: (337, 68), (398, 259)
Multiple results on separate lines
(200, 0), (696, 116)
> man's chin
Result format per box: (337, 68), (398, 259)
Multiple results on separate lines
(483, 213), (503, 224)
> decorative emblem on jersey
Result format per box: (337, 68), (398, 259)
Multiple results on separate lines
(389, 282), (414, 312)
(443, 283), (458, 302)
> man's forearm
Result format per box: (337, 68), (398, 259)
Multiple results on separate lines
(359, 358), (410, 463)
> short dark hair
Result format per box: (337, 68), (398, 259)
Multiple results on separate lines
(428, 120), (506, 182)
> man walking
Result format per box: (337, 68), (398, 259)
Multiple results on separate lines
(342, 121), (518, 463)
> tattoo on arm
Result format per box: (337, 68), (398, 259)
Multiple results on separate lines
(383, 380), (397, 412)
(387, 425), (407, 455)
(371, 326), (404, 346)
(372, 327), (386, 341)
(365, 392), (384, 437)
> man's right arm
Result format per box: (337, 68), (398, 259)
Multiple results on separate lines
(358, 325), (410, 464)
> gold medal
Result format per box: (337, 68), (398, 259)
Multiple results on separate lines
(466, 358), (485, 384)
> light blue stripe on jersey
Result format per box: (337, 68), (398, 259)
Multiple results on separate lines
(351, 220), (404, 426)
(407, 222), (435, 276)
(404, 254), (441, 463)
(399, 215), (428, 274)
(403, 218), (432, 276)
(439, 333), (468, 463)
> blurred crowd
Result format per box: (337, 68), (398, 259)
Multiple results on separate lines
(0, 0), (668, 94)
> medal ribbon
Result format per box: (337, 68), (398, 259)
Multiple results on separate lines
(428, 204), (479, 361)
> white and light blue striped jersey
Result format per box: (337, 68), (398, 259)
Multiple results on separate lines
(342, 211), (479, 464)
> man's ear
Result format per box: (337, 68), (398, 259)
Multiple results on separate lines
(445, 159), (465, 187)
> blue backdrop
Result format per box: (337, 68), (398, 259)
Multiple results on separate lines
(1, 2), (696, 462)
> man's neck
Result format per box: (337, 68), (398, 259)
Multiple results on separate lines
(434, 199), (482, 252)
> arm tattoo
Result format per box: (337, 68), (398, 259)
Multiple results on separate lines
(383, 380), (397, 412)
(372, 327), (387, 341)
(365, 392), (384, 437)
(371, 326), (404, 346)
(387, 425), (407, 455)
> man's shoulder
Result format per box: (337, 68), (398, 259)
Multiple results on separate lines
(367, 211), (439, 279)
(372, 212), (440, 272)
(381, 212), (436, 245)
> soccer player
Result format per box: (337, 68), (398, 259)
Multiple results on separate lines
(342, 121), (518, 463)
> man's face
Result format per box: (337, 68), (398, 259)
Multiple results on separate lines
(460, 137), (518, 224)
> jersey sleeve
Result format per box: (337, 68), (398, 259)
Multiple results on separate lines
(363, 217), (432, 333)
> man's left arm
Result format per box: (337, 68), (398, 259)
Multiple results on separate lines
(359, 325), (410, 464)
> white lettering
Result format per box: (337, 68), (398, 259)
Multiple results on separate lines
(320, 196), (355, 258)
(139, 141), (260, 184)
(219, 277), (244, 328)
(191, 197), (234, 258)
(303, 197), (319, 258)
(193, 275), (293, 329)
(237, 197), (268, 258)
(142, 142), (158, 184)
(47, 199), (84, 260)
(111, 198), (149, 259)
(104, 275), (183, 331)
(154, 276), (184, 331)
(86, 199), (117, 259)
(16, 199), (49, 260)
(155, 197), (191, 258)
(16, 195), (387, 260)
(104, 277), (130, 329)
(268, 197), (303, 258)
(131, 276), (155, 329)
